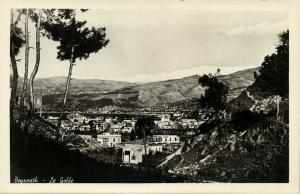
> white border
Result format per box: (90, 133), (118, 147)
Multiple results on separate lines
(0, 0), (299, 193)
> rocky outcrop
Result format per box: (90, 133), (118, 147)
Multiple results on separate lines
(159, 99), (289, 182)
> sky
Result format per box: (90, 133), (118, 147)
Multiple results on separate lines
(14, 7), (288, 82)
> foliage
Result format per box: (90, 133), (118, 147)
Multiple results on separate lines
(40, 9), (109, 63)
(198, 74), (229, 110)
(10, 26), (25, 55)
(134, 117), (155, 139)
(249, 30), (289, 97)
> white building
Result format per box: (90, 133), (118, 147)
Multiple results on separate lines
(122, 126), (133, 133)
(110, 123), (123, 133)
(105, 117), (113, 123)
(68, 113), (87, 123)
(97, 133), (121, 147)
(152, 135), (180, 144)
(118, 143), (144, 164)
(147, 144), (163, 154)
(118, 142), (162, 164)
(180, 119), (204, 129)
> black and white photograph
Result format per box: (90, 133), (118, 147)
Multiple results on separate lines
(1, 0), (300, 193)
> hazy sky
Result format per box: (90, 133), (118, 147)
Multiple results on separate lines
(15, 8), (288, 82)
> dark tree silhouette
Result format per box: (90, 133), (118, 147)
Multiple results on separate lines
(198, 74), (229, 110)
(134, 116), (155, 170)
(134, 117), (155, 139)
(252, 30), (289, 97)
(249, 30), (289, 122)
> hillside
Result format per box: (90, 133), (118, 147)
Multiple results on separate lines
(13, 76), (137, 95)
(37, 67), (259, 110)
(158, 92), (289, 182)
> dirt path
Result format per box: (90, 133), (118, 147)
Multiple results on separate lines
(157, 146), (183, 168)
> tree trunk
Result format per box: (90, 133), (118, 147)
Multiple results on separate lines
(20, 9), (30, 108)
(276, 95), (280, 122)
(57, 45), (74, 134)
(57, 9), (76, 138)
(10, 10), (18, 110)
(143, 128), (148, 170)
(29, 9), (41, 113)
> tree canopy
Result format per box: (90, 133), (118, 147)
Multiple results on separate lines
(10, 26), (25, 55)
(249, 30), (289, 97)
(198, 73), (229, 110)
(40, 9), (109, 62)
(134, 116), (155, 139)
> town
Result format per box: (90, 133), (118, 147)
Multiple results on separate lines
(45, 109), (211, 166)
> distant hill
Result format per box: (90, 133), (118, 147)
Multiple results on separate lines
(218, 67), (260, 99)
(12, 67), (259, 110)
(13, 76), (137, 95)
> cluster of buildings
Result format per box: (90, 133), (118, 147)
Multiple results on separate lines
(45, 111), (210, 164)
(154, 114), (205, 130)
(59, 113), (137, 134)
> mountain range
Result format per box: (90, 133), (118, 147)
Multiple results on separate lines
(14, 67), (259, 110)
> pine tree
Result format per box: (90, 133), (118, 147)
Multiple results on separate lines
(41, 9), (109, 137)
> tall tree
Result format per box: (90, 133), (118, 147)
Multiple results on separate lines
(215, 68), (221, 76)
(41, 9), (109, 136)
(10, 9), (25, 110)
(20, 9), (30, 108)
(28, 9), (42, 112)
(134, 116), (155, 170)
(249, 30), (289, 122)
(198, 73), (229, 110)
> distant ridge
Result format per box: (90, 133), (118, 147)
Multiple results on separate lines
(28, 67), (260, 110)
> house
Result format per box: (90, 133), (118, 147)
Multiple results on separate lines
(68, 113), (88, 123)
(122, 126), (133, 133)
(122, 119), (136, 128)
(180, 119), (204, 129)
(186, 129), (197, 136)
(97, 133), (121, 147)
(118, 143), (144, 164)
(152, 135), (180, 144)
(78, 124), (90, 131)
(95, 116), (104, 122)
(118, 142), (163, 164)
(110, 123), (123, 133)
(147, 144), (163, 154)
(99, 122), (109, 131)
(105, 117), (113, 123)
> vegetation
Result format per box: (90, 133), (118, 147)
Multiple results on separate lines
(11, 110), (183, 183)
(198, 72), (229, 110)
(10, 9), (25, 110)
(134, 117), (155, 139)
(162, 30), (289, 183)
(38, 9), (109, 135)
(249, 30), (289, 98)
(9, 8), (289, 183)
